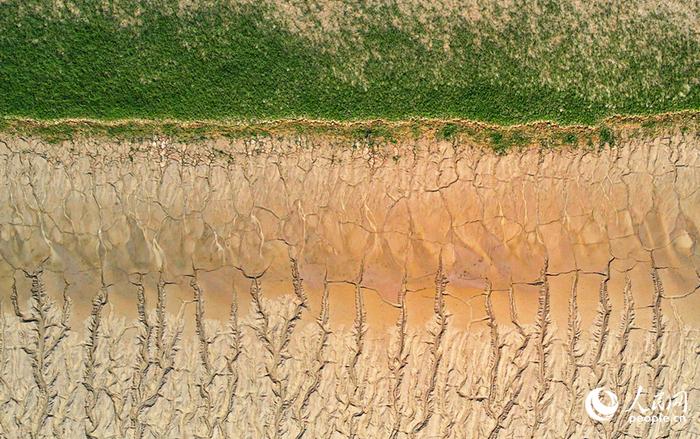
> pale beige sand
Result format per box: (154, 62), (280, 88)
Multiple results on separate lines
(0, 132), (698, 437)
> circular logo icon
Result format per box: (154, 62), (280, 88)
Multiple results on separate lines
(585, 388), (619, 422)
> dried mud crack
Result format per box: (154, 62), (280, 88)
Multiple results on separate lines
(0, 128), (698, 438)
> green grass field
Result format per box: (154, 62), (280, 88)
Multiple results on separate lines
(1, 0), (699, 124)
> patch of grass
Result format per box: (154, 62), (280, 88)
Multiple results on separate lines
(509, 131), (530, 147)
(599, 126), (615, 147)
(564, 133), (578, 144)
(0, 1), (699, 124)
(351, 125), (396, 146)
(483, 129), (531, 154)
(437, 123), (460, 140)
(489, 131), (508, 154)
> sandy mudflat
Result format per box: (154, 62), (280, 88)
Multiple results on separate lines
(0, 131), (698, 437)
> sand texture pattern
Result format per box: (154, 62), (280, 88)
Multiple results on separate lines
(0, 132), (699, 438)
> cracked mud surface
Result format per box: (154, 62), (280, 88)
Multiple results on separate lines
(0, 132), (698, 438)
